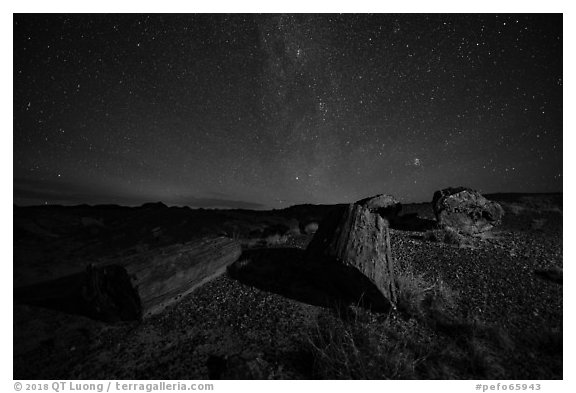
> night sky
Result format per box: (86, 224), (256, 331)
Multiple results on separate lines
(13, 14), (562, 209)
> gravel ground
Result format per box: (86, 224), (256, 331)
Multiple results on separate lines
(389, 203), (562, 379)
(15, 274), (320, 379)
(13, 198), (562, 379)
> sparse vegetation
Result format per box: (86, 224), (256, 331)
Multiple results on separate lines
(503, 198), (562, 216)
(287, 219), (301, 235)
(264, 234), (289, 247)
(304, 222), (319, 234)
(228, 229), (243, 241)
(423, 227), (466, 246)
(233, 257), (252, 271)
(531, 218), (546, 230)
(395, 266), (457, 322)
(505, 203), (526, 216)
(226, 225), (292, 249)
(305, 266), (512, 379)
(305, 307), (426, 379)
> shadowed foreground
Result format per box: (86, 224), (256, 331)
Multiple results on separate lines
(13, 194), (562, 379)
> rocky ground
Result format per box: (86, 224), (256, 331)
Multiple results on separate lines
(13, 193), (562, 379)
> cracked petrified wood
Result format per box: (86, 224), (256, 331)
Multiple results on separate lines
(84, 237), (242, 321)
(432, 187), (504, 234)
(356, 193), (402, 223)
(306, 199), (397, 311)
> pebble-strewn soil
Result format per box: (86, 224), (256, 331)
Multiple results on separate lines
(13, 194), (562, 379)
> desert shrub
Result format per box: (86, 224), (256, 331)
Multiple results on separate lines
(442, 227), (464, 245)
(306, 308), (426, 379)
(287, 219), (301, 235)
(446, 321), (512, 379)
(262, 224), (290, 237)
(304, 222), (319, 234)
(224, 229), (264, 249)
(423, 229), (441, 242)
(505, 203), (526, 216)
(306, 270), (455, 379)
(264, 234), (288, 247)
(395, 268), (433, 318)
(230, 230), (242, 240)
(306, 311), (511, 379)
(395, 266), (458, 323)
(531, 218), (546, 230)
(243, 238), (264, 248)
(503, 198), (561, 215)
(423, 228), (465, 246)
(304, 268), (510, 379)
(236, 258), (252, 270)
(227, 257), (252, 277)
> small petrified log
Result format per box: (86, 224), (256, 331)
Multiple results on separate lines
(85, 236), (241, 321)
(306, 199), (397, 311)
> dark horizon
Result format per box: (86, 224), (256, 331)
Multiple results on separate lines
(13, 184), (563, 211)
(14, 14), (562, 209)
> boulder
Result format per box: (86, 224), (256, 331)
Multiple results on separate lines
(432, 187), (504, 234)
(306, 196), (397, 311)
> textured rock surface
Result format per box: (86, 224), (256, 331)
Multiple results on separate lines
(432, 187), (504, 234)
(356, 194), (402, 223)
(87, 237), (242, 321)
(306, 199), (397, 310)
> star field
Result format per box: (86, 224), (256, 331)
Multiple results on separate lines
(13, 14), (562, 208)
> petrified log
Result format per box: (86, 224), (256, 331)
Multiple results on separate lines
(306, 200), (397, 311)
(356, 193), (402, 223)
(85, 237), (241, 321)
(432, 187), (504, 234)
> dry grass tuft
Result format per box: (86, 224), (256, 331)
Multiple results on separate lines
(504, 203), (526, 215)
(227, 257), (253, 277)
(304, 266), (512, 379)
(306, 308), (427, 379)
(423, 227), (466, 246)
(264, 234), (289, 246)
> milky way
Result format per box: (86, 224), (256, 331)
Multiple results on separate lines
(13, 14), (562, 208)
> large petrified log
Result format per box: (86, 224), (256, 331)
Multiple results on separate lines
(87, 236), (241, 320)
(15, 237), (241, 322)
(306, 197), (397, 311)
(432, 187), (504, 234)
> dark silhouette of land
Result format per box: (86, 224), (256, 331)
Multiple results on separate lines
(13, 193), (562, 379)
